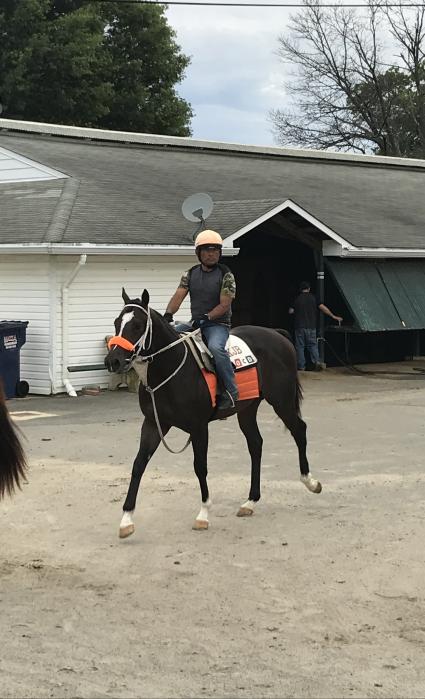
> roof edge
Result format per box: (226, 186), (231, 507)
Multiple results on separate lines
(225, 199), (352, 249)
(0, 243), (239, 256)
(1, 118), (425, 170)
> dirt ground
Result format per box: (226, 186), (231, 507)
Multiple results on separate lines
(1, 363), (425, 699)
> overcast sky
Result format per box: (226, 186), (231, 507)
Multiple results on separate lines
(166, 2), (408, 148)
(166, 3), (293, 146)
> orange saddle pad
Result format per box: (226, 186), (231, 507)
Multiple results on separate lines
(201, 367), (260, 408)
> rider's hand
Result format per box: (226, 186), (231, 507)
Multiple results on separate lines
(192, 314), (209, 329)
(163, 312), (174, 323)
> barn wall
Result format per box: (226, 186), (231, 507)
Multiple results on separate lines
(52, 254), (194, 393)
(0, 255), (53, 395)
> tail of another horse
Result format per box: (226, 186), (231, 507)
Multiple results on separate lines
(0, 384), (27, 498)
(274, 328), (303, 417)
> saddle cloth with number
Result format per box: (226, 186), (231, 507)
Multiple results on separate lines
(184, 331), (259, 407)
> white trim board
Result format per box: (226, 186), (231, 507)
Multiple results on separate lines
(0, 243), (240, 256)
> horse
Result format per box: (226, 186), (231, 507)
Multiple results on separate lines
(0, 384), (27, 500)
(105, 288), (322, 538)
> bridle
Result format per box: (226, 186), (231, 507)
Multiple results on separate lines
(107, 303), (153, 358)
(107, 303), (200, 454)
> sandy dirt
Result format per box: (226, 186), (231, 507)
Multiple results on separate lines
(1, 365), (425, 698)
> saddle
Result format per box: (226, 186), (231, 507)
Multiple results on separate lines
(182, 331), (260, 407)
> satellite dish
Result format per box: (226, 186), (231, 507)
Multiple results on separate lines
(181, 193), (214, 223)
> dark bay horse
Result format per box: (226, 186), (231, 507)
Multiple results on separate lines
(105, 289), (322, 537)
(0, 385), (27, 499)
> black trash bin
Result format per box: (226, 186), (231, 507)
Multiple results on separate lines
(0, 321), (30, 399)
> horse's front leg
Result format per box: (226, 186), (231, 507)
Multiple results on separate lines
(119, 417), (169, 539)
(191, 424), (211, 531)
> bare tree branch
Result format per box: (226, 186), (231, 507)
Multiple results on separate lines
(271, 0), (425, 157)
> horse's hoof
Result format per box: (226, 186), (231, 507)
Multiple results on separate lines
(192, 519), (209, 530)
(237, 506), (254, 517)
(301, 476), (323, 494)
(119, 524), (135, 539)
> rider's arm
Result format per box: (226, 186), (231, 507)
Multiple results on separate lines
(166, 286), (188, 315)
(207, 271), (236, 320)
(207, 293), (232, 321)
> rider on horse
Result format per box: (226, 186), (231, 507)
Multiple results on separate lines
(164, 230), (239, 411)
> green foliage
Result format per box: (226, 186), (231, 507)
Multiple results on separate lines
(100, 2), (192, 135)
(0, 0), (192, 135)
(350, 67), (425, 157)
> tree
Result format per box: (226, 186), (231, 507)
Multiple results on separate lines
(100, 3), (193, 136)
(0, 0), (192, 136)
(271, 2), (425, 156)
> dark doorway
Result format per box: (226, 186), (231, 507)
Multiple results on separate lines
(223, 226), (316, 330)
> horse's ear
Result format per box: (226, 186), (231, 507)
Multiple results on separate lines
(141, 289), (150, 307)
(122, 287), (130, 305)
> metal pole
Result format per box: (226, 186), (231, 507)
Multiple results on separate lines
(317, 248), (325, 365)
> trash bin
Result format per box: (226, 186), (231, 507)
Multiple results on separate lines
(0, 321), (30, 399)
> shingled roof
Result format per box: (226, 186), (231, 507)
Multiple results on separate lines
(0, 119), (424, 251)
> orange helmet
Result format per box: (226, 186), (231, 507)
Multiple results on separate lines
(194, 230), (223, 248)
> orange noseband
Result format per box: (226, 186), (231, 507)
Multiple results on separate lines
(107, 336), (135, 352)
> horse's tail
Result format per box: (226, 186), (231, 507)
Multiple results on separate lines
(274, 328), (303, 416)
(0, 384), (27, 499)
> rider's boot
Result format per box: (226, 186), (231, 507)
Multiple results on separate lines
(217, 390), (238, 411)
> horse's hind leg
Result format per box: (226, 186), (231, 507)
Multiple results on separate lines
(272, 400), (322, 494)
(120, 417), (170, 538)
(236, 399), (263, 517)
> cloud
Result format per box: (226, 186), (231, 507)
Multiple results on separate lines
(167, 4), (293, 145)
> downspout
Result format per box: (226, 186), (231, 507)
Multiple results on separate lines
(316, 248), (325, 365)
(62, 255), (87, 396)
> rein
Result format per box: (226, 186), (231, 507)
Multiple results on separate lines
(108, 304), (201, 454)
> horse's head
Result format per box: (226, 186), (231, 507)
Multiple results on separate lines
(104, 288), (151, 374)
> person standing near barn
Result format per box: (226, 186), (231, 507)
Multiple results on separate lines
(289, 281), (343, 371)
(164, 230), (238, 411)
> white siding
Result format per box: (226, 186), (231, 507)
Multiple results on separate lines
(0, 255), (52, 394)
(53, 255), (194, 393)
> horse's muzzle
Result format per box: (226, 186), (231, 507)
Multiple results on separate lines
(104, 352), (126, 374)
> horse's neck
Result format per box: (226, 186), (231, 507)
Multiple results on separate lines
(149, 311), (180, 352)
(145, 313), (187, 378)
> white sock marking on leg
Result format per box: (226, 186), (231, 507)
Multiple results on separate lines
(120, 511), (134, 528)
(196, 499), (211, 522)
(241, 500), (256, 511)
(301, 473), (319, 491)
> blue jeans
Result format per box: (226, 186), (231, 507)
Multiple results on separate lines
(175, 321), (238, 398)
(295, 328), (320, 370)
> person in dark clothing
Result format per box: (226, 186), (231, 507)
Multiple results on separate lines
(164, 229), (238, 410)
(289, 281), (343, 371)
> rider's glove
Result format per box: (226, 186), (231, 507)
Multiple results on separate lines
(163, 312), (174, 323)
(192, 314), (209, 329)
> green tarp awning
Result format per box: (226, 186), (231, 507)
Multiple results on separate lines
(326, 259), (425, 332)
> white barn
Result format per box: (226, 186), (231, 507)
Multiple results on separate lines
(1, 119), (425, 395)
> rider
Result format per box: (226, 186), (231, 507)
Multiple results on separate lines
(164, 230), (239, 411)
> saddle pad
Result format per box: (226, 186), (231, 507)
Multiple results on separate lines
(201, 367), (260, 408)
(190, 331), (257, 372)
(226, 334), (257, 370)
